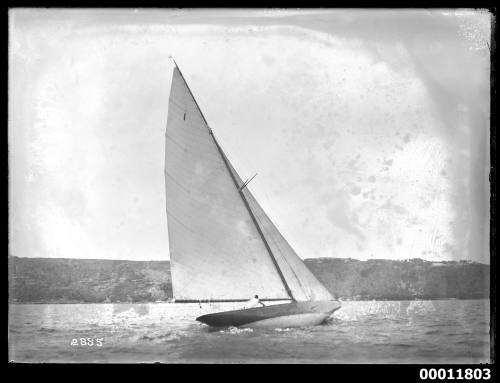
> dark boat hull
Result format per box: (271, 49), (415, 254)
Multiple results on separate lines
(196, 300), (341, 328)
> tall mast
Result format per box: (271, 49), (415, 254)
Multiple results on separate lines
(170, 59), (295, 301)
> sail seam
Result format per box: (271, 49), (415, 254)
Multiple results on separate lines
(166, 134), (220, 160)
(165, 133), (187, 152)
(164, 171), (191, 194)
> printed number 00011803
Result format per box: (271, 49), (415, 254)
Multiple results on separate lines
(419, 368), (491, 380)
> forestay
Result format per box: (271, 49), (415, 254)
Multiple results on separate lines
(226, 161), (334, 301)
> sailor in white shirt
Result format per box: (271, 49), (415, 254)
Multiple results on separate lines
(244, 294), (266, 309)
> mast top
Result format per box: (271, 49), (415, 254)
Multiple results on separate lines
(168, 56), (179, 68)
(168, 56), (211, 130)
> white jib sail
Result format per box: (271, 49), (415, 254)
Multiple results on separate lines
(226, 161), (334, 301)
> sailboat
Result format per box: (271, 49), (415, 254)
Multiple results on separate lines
(164, 59), (341, 328)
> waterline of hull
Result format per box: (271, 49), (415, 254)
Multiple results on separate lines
(196, 300), (341, 328)
(240, 312), (333, 328)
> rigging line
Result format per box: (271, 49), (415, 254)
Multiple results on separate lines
(217, 145), (302, 301)
(170, 225), (292, 300)
(239, 173), (258, 191)
(167, 174), (294, 266)
(268, 236), (309, 298)
(171, 62), (211, 129)
(229, 160), (307, 296)
(172, 60), (295, 301)
(213, 136), (295, 301)
(226, 156), (308, 295)
(167, 168), (268, 223)
(168, 124), (217, 147)
(167, 123), (218, 147)
(168, 96), (207, 115)
(168, 100), (207, 122)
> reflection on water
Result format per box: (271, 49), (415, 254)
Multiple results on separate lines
(8, 300), (490, 363)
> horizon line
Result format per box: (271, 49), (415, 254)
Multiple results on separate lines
(8, 255), (490, 265)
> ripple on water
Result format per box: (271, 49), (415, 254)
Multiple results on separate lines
(37, 327), (57, 333)
(8, 300), (490, 363)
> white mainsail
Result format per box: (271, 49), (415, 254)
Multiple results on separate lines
(165, 64), (333, 302)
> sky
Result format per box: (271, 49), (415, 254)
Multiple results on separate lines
(9, 9), (491, 263)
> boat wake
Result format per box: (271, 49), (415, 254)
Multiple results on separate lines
(138, 332), (182, 342)
(218, 326), (253, 334)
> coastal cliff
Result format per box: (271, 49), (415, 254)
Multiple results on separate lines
(304, 258), (489, 300)
(9, 256), (489, 303)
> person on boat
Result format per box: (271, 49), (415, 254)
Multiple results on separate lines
(245, 295), (265, 309)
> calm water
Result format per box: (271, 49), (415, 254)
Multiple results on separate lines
(8, 300), (490, 363)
